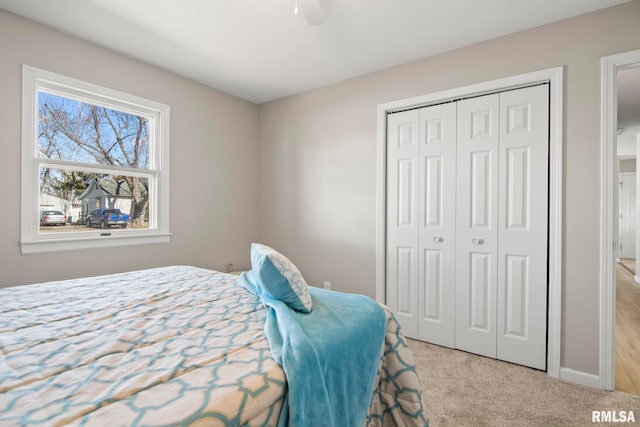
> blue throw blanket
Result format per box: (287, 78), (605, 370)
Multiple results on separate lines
(238, 273), (387, 427)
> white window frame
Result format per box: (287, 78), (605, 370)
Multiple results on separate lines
(21, 65), (171, 254)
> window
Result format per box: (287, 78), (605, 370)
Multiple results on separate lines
(21, 65), (170, 254)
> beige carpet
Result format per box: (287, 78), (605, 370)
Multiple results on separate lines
(408, 339), (640, 426)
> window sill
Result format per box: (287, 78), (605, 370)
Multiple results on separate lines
(21, 232), (171, 254)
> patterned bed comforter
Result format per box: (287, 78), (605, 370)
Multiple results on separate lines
(0, 266), (426, 426)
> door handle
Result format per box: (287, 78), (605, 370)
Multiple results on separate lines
(433, 236), (443, 243)
(472, 238), (484, 245)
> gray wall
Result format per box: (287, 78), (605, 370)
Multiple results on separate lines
(0, 10), (258, 287)
(257, 1), (640, 376)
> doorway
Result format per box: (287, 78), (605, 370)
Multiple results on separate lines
(614, 63), (640, 395)
(600, 48), (640, 392)
(617, 162), (639, 396)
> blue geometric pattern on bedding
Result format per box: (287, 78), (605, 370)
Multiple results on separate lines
(0, 266), (287, 426)
(365, 309), (429, 426)
(0, 265), (428, 427)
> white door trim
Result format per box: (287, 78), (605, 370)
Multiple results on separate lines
(376, 67), (564, 378)
(599, 49), (640, 391)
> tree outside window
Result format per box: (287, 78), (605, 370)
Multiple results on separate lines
(38, 92), (150, 228)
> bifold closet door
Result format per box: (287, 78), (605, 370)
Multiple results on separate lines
(386, 109), (420, 339)
(386, 104), (457, 344)
(454, 93), (500, 359)
(496, 85), (548, 370)
(417, 103), (457, 347)
(455, 85), (549, 369)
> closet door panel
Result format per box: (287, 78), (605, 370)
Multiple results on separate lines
(497, 85), (549, 370)
(455, 93), (499, 358)
(386, 109), (420, 338)
(417, 103), (456, 347)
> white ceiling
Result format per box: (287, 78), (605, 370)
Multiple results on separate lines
(0, 0), (633, 104)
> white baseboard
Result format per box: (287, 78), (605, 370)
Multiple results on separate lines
(634, 275), (640, 285)
(559, 367), (601, 389)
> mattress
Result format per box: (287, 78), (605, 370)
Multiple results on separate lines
(0, 266), (426, 426)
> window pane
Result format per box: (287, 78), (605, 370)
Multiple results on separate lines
(39, 167), (150, 232)
(38, 92), (149, 169)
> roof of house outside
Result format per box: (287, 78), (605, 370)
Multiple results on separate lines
(78, 178), (133, 200)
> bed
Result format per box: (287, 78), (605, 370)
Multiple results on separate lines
(0, 263), (427, 426)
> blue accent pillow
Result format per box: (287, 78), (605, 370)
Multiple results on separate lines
(250, 243), (312, 313)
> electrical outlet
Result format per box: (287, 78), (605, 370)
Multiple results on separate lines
(323, 281), (331, 290)
(226, 263), (233, 273)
